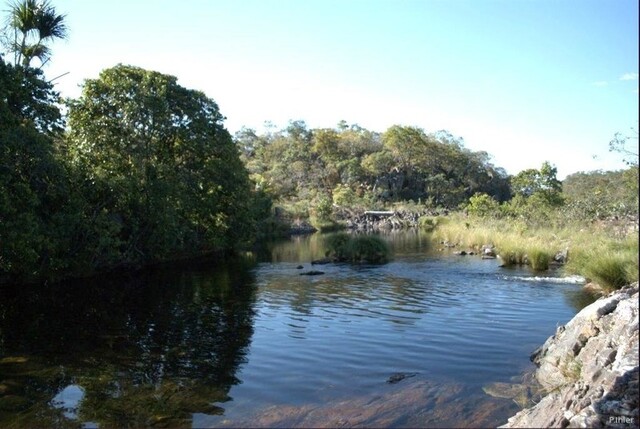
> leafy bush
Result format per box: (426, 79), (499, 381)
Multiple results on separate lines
(467, 193), (501, 217)
(332, 184), (357, 207)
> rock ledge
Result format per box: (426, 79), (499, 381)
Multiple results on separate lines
(501, 283), (639, 428)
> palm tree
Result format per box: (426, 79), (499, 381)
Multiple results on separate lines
(5, 0), (67, 67)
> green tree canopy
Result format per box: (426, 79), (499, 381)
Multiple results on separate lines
(510, 161), (563, 206)
(66, 64), (254, 264)
(1, 54), (71, 280)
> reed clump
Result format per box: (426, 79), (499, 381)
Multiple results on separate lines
(325, 233), (390, 264)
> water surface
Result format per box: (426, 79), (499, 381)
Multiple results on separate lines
(0, 231), (595, 428)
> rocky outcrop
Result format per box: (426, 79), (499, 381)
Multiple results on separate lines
(502, 283), (639, 428)
(335, 209), (444, 231)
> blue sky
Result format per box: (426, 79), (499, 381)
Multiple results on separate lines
(36, 0), (639, 178)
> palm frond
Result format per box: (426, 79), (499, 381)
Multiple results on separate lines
(9, 0), (39, 33)
(34, 1), (67, 40)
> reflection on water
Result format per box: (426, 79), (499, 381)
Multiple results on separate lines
(0, 258), (257, 428)
(0, 232), (597, 428)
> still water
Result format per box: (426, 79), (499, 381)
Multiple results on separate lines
(0, 231), (594, 428)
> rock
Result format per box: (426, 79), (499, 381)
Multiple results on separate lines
(554, 248), (569, 264)
(501, 283), (639, 428)
(299, 271), (325, 276)
(453, 250), (467, 256)
(311, 258), (332, 265)
(483, 245), (497, 257)
(483, 372), (545, 409)
(289, 221), (317, 235)
(483, 383), (532, 408)
(386, 372), (418, 384)
(295, 265), (304, 269)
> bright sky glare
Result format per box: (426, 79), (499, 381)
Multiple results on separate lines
(36, 0), (640, 179)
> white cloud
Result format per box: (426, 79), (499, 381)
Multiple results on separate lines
(620, 73), (639, 81)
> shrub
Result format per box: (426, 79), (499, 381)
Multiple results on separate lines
(324, 233), (351, 260)
(418, 216), (437, 231)
(467, 193), (501, 217)
(346, 235), (390, 263)
(332, 184), (357, 207)
(324, 233), (390, 263)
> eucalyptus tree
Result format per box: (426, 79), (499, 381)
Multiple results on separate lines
(3, 0), (67, 67)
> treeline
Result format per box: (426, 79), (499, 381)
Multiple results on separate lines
(234, 121), (639, 226)
(235, 121), (512, 222)
(1, 59), (264, 283)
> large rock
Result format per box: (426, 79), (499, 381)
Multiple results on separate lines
(501, 283), (639, 428)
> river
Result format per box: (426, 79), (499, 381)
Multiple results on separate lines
(0, 230), (595, 428)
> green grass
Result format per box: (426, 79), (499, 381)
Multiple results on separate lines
(428, 213), (639, 288)
(528, 248), (551, 271)
(565, 238), (639, 291)
(418, 216), (445, 232)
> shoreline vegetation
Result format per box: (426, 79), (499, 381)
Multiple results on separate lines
(271, 206), (638, 293)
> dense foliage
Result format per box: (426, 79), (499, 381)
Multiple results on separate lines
(1, 58), (257, 283)
(236, 121), (512, 224)
(563, 168), (639, 220)
(65, 65), (255, 266)
(0, 57), (71, 281)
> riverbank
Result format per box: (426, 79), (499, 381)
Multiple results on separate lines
(302, 208), (638, 292)
(501, 282), (639, 428)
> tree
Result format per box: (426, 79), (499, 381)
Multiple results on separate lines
(510, 161), (563, 206)
(3, 0), (68, 68)
(466, 193), (501, 217)
(0, 54), (71, 280)
(563, 169), (638, 219)
(66, 65), (254, 264)
(609, 128), (638, 167)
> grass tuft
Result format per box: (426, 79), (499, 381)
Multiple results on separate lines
(325, 233), (390, 263)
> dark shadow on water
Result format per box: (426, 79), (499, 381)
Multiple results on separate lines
(0, 256), (258, 428)
(563, 287), (600, 312)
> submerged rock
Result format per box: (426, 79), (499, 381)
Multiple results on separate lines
(501, 283), (639, 428)
(386, 372), (418, 384)
(299, 271), (325, 276)
(483, 373), (544, 409)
